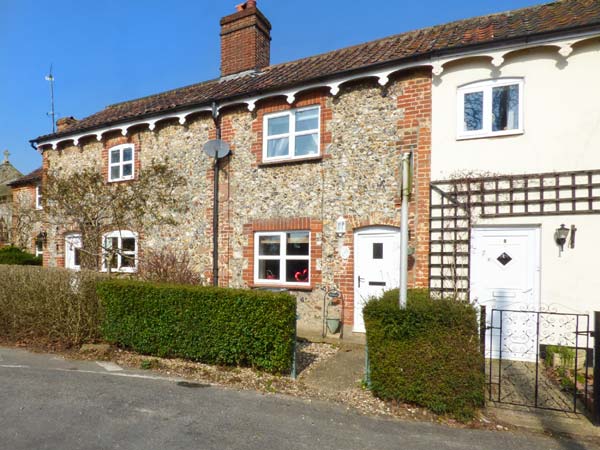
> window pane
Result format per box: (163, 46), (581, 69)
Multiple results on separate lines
(267, 137), (289, 158)
(259, 259), (280, 280)
(122, 163), (133, 177)
(110, 166), (120, 180)
(287, 232), (309, 256)
(74, 248), (81, 267)
(295, 108), (318, 132)
(492, 84), (519, 131)
(373, 243), (383, 259)
(122, 147), (133, 162)
(108, 254), (118, 269)
(110, 150), (120, 164)
(122, 238), (136, 252)
(295, 134), (318, 157)
(267, 115), (289, 136)
(286, 259), (309, 283)
(464, 91), (483, 131)
(259, 235), (280, 256)
(121, 255), (135, 268)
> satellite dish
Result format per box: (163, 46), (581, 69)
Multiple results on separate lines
(203, 139), (230, 159)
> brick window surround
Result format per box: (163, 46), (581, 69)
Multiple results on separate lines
(243, 217), (323, 290)
(250, 90), (332, 166)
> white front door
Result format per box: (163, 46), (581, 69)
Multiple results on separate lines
(470, 227), (540, 361)
(65, 234), (82, 270)
(354, 227), (401, 333)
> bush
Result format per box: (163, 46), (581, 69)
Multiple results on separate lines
(0, 246), (42, 266)
(97, 280), (296, 374)
(137, 248), (201, 285)
(364, 289), (484, 421)
(0, 265), (105, 346)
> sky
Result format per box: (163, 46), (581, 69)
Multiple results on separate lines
(0, 0), (544, 175)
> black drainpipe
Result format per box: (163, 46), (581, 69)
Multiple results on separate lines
(211, 102), (220, 287)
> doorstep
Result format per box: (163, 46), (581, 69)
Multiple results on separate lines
(297, 327), (366, 348)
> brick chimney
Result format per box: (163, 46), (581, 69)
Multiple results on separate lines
(56, 116), (78, 132)
(220, 1), (272, 78)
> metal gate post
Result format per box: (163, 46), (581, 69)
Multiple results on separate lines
(593, 311), (600, 426)
(480, 306), (486, 375)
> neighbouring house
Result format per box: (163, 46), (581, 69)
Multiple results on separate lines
(29, 0), (600, 337)
(0, 150), (23, 246)
(8, 167), (44, 256)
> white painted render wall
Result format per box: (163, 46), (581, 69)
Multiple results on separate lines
(432, 39), (600, 179)
(431, 38), (600, 316)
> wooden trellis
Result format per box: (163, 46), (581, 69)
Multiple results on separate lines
(429, 169), (600, 298)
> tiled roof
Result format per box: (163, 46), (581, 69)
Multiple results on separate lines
(35, 0), (600, 142)
(8, 168), (42, 187)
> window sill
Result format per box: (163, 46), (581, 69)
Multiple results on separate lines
(250, 283), (313, 292)
(259, 155), (323, 168)
(456, 130), (524, 141)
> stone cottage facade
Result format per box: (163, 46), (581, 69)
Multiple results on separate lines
(8, 168), (44, 255)
(31, 0), (600, 334)
(0, 151), (23, 246)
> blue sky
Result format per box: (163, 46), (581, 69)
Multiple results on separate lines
(0, 0), (543, 174)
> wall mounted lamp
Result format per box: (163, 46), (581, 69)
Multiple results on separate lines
(554, 224), (569, 256)
(36, 230), (47, 245)
(335, 216), (347, 238)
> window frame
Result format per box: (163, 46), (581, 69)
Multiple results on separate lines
(65, 233), (82, 271)
(262, 106), (321, 162)
(35, 185), (43, 210)
(108, 144), (135, 182)
(456, 78), (524, 140)
(102, 230), (138, 273)
(254, 231), (311, 286)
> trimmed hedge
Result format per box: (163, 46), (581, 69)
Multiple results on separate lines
(0, 265), (105, 346)
(364, 289), (484, 421)
(0, 246), (42, 266)
(97, 280), (296, 374)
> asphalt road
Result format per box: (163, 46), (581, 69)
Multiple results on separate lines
(0, 347), (596, 450)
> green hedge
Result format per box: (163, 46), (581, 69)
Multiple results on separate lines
(0, 246), (42, 266)
(97, 280), (296, 374)
(364, 289), (484, 421)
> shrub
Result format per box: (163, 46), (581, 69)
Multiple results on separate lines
(364, 288), (484, 421)
(0, 246), (42, 266)
(137, 248), (200, 285)
(0, 265), (105, 346)
(97, 280), (296, 374)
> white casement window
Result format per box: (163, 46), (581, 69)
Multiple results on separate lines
(457, 78), (524, 139)
(35, 185), (43, 210)
(35, 240), (44, 258)
(254, 231), (310, 285)
(108, 144), (135, 182)
(102, 230), (138, 273)
(263, 106), (320, 161)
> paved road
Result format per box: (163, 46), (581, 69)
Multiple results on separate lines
(0, 347), (596, 450)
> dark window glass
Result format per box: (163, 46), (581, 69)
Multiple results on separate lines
(74, 248), (81, 267)
(259, 259), (280, 280)
(122, 238), (136, 252)
(464, 91), (483, 131)
(492, 84), (519, 131)
(259, 235), (280, 256)
(373, 243), (383, 259)
(286, 232), (309, 256)
(286, 259), (309, 283)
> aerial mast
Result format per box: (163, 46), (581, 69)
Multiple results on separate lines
(45, 65), (56, 133)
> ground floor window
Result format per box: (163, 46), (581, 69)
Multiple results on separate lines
(254, 231), (310, 285)
(65, 233), (82, 270)
(103, 230), (137, 273)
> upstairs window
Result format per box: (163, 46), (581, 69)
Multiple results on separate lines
(263, 106), (320, 161)
(103, 230), (137, 273)
(254, 231), (310, 285)
(108, 144), (135, 182)
(457, 79), (523, 139)
(35, 185), (43, 210)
